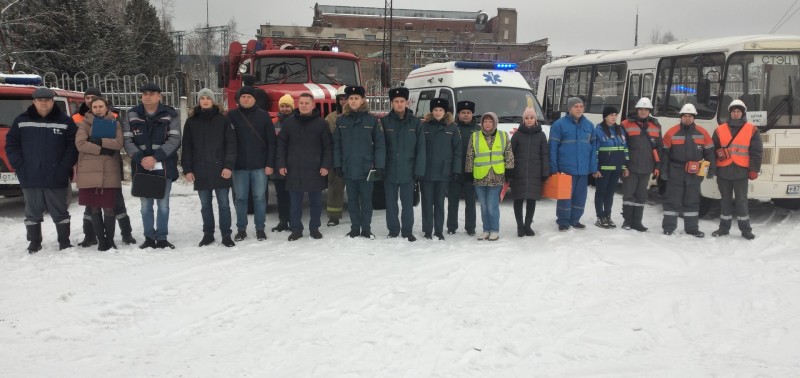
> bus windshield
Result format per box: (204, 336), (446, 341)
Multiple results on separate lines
(310, 58), (359, 86)
(454, 87), (546, 124)
(722, 52), (800, 128)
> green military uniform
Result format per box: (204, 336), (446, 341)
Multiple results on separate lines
(381, 108), (426, 238)
(447, 118), (480, 234)
(420, 113), (461, 238)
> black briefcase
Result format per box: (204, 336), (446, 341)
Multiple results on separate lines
(131, 173), (167, 199)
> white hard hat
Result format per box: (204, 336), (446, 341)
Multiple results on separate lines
(728, 99), (747, 112)
(680, 103), (698, 115)
(634, 97), (653, 109)
(335, 85), (346, 96)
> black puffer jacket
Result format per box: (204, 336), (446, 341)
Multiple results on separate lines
(277, 109), (333, 192)
(181, 105), (237, 190)
(509, 122), (549, 200)
(228, 106), (276, 170)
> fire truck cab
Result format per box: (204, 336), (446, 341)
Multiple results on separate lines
(219, 38), (361, 118)
(0, 74), (84, 196)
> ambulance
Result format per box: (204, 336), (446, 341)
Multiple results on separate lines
(403, 61), (548, 135)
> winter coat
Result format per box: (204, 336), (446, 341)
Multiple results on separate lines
(333, 103), (386, 180)
(380, 109), (426, 184)
(75, 112), (123, 189)
(455, 118), (480, 166)
(123, 103), (181, 181)
(509, 122), (549, 200)
(270, 112), (290, 180)
(712, 121), (763, 180)
(549, 114), (597, 175)
(5, 104), (78, 188)
(228, 106), (276, 170)
(181, 105), (237, 191)
(661, 122), (715, 183)
(592, 122), (629, 171)
(277, 108), (333, 192)
(621, 116), (663, 174)
(324, 110), (340, 133)
(421, 113), (461, 182)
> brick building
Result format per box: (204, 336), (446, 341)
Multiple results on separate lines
(256, 4), (549, 93)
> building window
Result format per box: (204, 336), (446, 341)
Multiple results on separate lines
(424, 37), (436, 43)
(505, 17), (509, 25)
(399, 35), (409, 42)
(335, 33), (346, 39)
(504, 30), (509, 40)
(272, 31), (284, 37)
(365, 34), (376, 41)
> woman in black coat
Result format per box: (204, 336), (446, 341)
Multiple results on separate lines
(181, 89), (238, 247)
(508, 107), (549, 237)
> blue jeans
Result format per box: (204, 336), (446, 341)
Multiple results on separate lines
(475, 185), (502, 233)
(233, 169), (267, 231)
(594, 169), (621, 218)
(198, 188), (232, 237)
(140, 180), (172, 241)
(289, 191), (322, 233)
(557, 174), (589, 226)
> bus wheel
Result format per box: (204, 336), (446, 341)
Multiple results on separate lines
(700, 196), (716, 218)
(772, 198), (800, 210)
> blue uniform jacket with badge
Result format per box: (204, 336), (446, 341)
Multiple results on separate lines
(5, 105), (78, 188)
(549, 114), (597, 175)
(123, 103), (182, 181)
(333, 103), (386, 180)
(421, 114), (462, 182)
(380, 108), (426, 184)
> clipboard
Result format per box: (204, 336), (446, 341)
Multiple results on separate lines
(91, 118), (117, 139)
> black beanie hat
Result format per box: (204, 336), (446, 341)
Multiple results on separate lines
(84, 87), (101, 97)
(430, 98), (449, 112)
(456, 101), (475, 113)
(602, 106), (619, 120)
(237, 86), (257, 100)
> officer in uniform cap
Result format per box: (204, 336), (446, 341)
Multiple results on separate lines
(447, 100), (480, 235)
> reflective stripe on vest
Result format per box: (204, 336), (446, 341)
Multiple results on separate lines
(717, 122), (756, 168)
(473, 130), (507, 179)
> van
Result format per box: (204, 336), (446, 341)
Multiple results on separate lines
(0, 75), (84, 196)
(403, 61), (548, 135)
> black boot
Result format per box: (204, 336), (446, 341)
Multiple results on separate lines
(91, 213), (108, 251)
(524, 206), (535, 236)
(78, 217), (97, 247)
(139, 237), (157, 249)
(56, 222), (73, 250)
(271, 221), (290, 232)
(102, 214), (117, 250)
(621, 205), (633, 230)
(117, 215), (137, 245)
(632, 206), (648, 232)
(198, 233), (215, 247)
(514, 207), (524, 237)
(26, 224), (42, 254)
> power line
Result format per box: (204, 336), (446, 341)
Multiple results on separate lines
(769, 0), (800, 34)
(773, 5), (800, 33)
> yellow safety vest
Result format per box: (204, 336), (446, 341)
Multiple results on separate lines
(472, 130), (507, 179)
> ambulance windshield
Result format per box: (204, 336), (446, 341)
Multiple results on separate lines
(455, 87), (545, 124)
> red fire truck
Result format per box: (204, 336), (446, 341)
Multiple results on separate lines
(218, 38), (361, 117)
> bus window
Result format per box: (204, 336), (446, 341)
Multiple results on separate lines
(416, 90), (436, 118)
(589, 63), (626, 113)
(643, 73), (654, 98)
(627, 74), (641, 116)
(544, 79), (554, 116)
(554, 78), (563, 112)
(722, 52), (800, 127)
(562, 66), (591, 109)
(654, 53), (725, 119)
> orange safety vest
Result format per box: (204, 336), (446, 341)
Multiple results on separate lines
(716, 122), (756, 168)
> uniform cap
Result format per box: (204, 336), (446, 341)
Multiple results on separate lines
(430, 98), (449, 112)
(140, 82), (161, 93)
(344, 85), (365, 98)
(388, 87), (409, 100)
(457, 100), (475, 113)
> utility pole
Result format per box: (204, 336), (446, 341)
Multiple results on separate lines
(634, 6), (639, 47)
(382, 0), (393, 89)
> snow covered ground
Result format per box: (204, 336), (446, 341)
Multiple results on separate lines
(1, 182), (800, 377)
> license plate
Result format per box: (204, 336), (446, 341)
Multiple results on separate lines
(0, 172), (19, 184)
(788, 184), (800, 195)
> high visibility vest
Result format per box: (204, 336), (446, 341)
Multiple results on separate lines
(472, 130), (507, 179)
(717, 122), (756, 168)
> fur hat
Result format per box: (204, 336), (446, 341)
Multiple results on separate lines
(430, 98), (449, 112)
(566, 96), (583, 111)
(31, 87), (55, 99)
(140, 82), (161, 93)
(278, 94), (294, 109)
(344, 85), (366, 98)
(602, 106), (618, 120)
(456, 100), (475, 113)
(197, 88), (214, 102)
(388, 87), (409, 100)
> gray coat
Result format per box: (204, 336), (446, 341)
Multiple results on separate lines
(509, 122), (549, 200)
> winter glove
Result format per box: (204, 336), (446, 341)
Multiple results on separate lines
(504, 168), (515, 181)
(748, 171), (759, 180)
(88, 137), (102, 146)
(99, 148), (117, 156)
(451, 173), (461, 182)
(334, 167), (343, 177)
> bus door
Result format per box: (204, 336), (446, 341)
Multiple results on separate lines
(542, 75), (563, 123)
(623, 69), (655, 119)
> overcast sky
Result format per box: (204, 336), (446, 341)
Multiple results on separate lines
(166, 0), (800, 56)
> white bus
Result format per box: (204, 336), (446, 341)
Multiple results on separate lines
(537, 35), (800, 211)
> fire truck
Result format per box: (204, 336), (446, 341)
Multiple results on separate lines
(218, 38), (361, 117)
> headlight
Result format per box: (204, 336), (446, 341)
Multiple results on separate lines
(238, 63), (248, 74)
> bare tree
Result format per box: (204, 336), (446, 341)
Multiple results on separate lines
(650, 26), (678, 45)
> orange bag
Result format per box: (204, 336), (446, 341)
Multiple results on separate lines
(543, 173), (572, 200)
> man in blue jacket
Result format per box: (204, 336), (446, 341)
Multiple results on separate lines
(549, 97), (598, 231)
(123, 83), (182, 249)
(5, 87), (78, 253)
